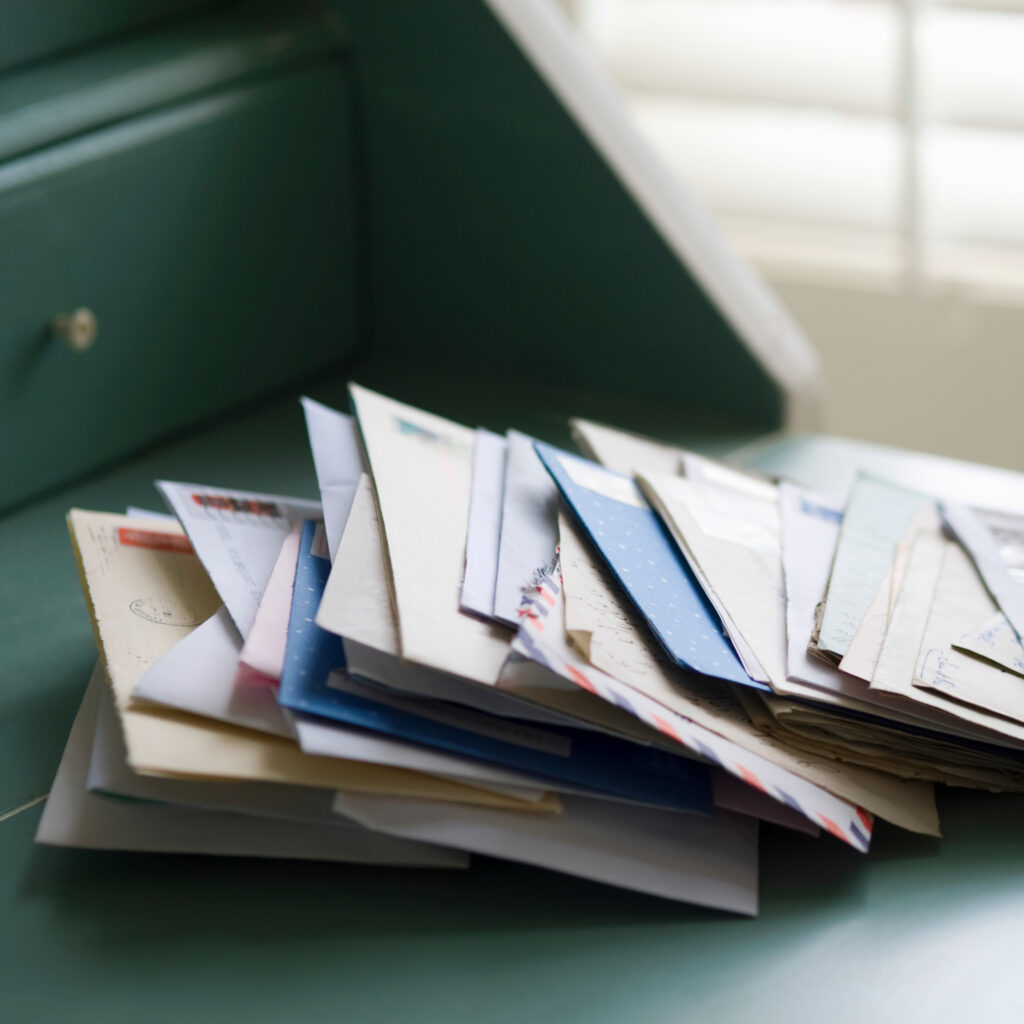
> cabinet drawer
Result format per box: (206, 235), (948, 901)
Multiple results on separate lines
(1, 0), (221, 75)
(0, 61), (355, 511)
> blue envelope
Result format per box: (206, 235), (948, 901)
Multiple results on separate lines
(534, 441), (765, 690)
(277, 521), (713, 814)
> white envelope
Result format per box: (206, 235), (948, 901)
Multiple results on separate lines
(333, 790), (758, 913)
(237, 520), (302, 683)
(460, 428), (507, 619)
(290, 714), (553, 804)
(132, 605), (292, 738)
(492, 430), (559, 626)
(300, 396), (365, 559)
(156, 479), (321, 637)
(37, 667), (469, 868)
(779, 484), (849, 694)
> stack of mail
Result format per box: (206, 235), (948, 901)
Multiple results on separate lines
(44, 383), (1024, 915)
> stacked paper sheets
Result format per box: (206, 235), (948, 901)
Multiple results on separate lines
(42, 383), (1024, 914)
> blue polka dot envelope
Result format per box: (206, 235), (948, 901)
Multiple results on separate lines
(534, 442), (766, 690)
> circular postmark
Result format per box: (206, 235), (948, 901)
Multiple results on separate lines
(129, 598), (202, 627)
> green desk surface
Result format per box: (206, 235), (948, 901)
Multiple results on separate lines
(3, 367), (1023, 1021)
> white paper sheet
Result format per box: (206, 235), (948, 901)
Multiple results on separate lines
(156, 479), (321, 637)
(349, 384), (510, 686)
(333, 790), (759, 913)
(460, 428), (507, 619)
(37, 667), (469, 867)
(300, 396), (365, 560)
(493, 430), (560, 626)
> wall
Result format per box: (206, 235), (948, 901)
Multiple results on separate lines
(767, 275), (1024, 472)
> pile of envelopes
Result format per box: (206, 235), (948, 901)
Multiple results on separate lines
(39, 384), (1024, 915)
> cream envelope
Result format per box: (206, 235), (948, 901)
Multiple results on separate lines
(155, 479), (320, 638)
(553, 511), (940, 839)
(913, 544), (1024, 727)
(66, 508), (558, 812)
(862, 529), (1024, 744)
(38, 666), (469, 868)
(333, 790), (759, 914)
(570, 417), (687, 477)
(349, 384), (513, 686)
(955, 613), (1024, 678)
(89, 672), (353, 825)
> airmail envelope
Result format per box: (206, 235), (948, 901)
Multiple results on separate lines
(156, 480), (320, 638)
